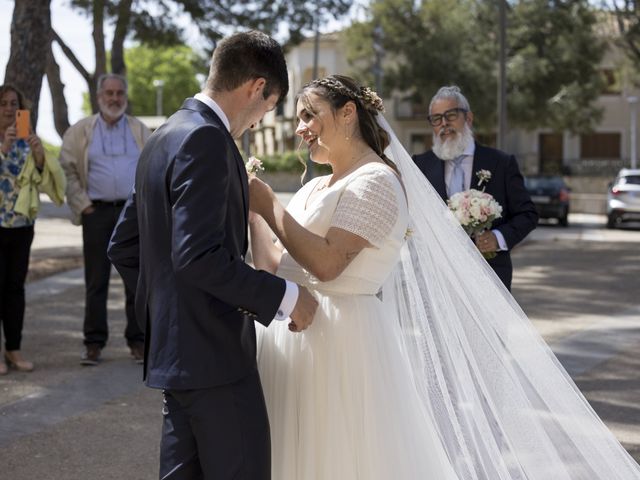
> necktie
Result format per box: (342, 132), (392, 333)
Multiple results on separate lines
(449, 155), (466, 196)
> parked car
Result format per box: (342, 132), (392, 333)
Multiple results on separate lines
(524, 175), (570, 227)
(606, 168), (640, 229)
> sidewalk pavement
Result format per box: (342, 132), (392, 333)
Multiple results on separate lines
(0, 198), (638, 478)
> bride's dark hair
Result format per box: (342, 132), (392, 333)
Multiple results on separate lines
(298, 75), (399, 175)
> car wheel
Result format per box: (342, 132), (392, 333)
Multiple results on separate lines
(606, 213), (618, 229)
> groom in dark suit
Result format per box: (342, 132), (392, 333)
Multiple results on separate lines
(413, 86), (537, 290)
(108, 31), (318, 479)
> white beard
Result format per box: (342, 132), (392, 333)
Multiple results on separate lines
(98, 98), (127, 122)
(432, 123), (474, 161)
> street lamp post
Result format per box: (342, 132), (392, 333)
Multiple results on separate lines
(152, 79), (165, 116)
(628, 96), (638, 169)
(497, 0), (507, 151)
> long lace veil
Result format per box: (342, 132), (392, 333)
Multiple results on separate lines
(377, 115), (640, 479)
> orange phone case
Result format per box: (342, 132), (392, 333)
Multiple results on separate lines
(16, 109), (30, 139)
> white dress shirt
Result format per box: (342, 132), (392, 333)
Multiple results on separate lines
(194, 93), (299, 320)
(87, 115), (140, 201)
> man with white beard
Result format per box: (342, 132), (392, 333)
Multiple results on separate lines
(413, 85), (537, 290)
(60, 73), (151, 365)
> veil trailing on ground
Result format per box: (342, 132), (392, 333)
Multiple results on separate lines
(377, 115), (640, 480)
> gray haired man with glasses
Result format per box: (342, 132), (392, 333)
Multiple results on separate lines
(60, 73), (152, 365)
(412, 85), (537, 290)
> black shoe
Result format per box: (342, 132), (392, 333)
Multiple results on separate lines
(81, 344), (102, 366)
(129, 342), (144, 365)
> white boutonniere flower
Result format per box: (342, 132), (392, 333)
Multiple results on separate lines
(476, 169), (492, 190)
(245, 156), (264, 175)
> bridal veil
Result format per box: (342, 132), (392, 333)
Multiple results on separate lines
(377, 115), (640, 480)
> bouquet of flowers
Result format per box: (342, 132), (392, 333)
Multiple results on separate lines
(447, 189), (502, 258)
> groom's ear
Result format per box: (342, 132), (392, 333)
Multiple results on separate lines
(246, 77), (267, 99)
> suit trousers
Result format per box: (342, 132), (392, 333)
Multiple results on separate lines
(160, 369), (271, 480)
(81, 202), (142, 347)
(0, 225), (34, 351)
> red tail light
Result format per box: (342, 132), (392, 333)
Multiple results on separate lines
(558, 188), (570, 202)
(611, 187), (621, 196)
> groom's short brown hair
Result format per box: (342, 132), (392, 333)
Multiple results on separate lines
(205, 30), (289, 105)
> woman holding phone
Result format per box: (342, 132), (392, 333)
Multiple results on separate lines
(0, 84), (52, 374)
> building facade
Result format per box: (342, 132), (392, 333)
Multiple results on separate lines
(251, 28), (638, 193)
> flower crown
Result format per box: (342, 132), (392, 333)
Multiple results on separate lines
(309, 78), (385, 113)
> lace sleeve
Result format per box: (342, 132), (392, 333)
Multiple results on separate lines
(331, 167), (400, 247)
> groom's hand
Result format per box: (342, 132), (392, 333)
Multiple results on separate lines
(288, 286), (317, 332)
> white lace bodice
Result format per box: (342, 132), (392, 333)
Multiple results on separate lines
(277, 163), (408, 295)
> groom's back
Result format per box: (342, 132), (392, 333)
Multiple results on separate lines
(132, 100), (262, 390)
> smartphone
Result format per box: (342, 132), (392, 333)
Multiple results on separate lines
(16, 109), (30, 139)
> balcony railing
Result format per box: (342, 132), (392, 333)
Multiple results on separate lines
(565, 158), (630, 176)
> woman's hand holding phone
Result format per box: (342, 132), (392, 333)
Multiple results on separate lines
(16, 109), (30, 139)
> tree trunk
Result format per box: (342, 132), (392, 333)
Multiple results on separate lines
(3, 0), (52, 130)
(91, 0), (107, 113)
(111, 0), (134, 76)
(46, 43), (70, 137)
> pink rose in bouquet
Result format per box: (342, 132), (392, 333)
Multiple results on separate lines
(447, 189), (503, 258)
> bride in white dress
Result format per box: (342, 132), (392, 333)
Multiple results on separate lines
(249, 75), (640, 479)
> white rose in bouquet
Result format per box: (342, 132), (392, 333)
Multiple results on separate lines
(447, 189), (503, 259)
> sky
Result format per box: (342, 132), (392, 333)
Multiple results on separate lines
(0, 0), (362, 146)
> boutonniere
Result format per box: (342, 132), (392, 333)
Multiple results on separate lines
(476, 169), (492, 190)
(245, 156), (264, 175)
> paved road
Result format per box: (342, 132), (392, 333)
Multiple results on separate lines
(512, 215), (640, 459)
(0, 200), (638, 478)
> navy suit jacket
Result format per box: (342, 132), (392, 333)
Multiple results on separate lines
(108, 98), (286, 390)
(412, 143), (538, 289)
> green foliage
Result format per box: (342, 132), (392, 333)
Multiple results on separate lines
(249, 150), (331, 175)
(345, 0), (605, 134)
(507, 0), (606, 133)
(605, 0), (640, 80)
(78, 44), (206, 117)
(69, 0), (353, 49)
(125, 44), (206, 116)
(257, 151), (306, 173)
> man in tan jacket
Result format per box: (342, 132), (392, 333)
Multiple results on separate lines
(60, 73), (151, 366)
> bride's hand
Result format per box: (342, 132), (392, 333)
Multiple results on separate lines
(249, 176), (275, 217)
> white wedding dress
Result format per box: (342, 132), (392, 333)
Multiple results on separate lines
(257, 163), (459, 480)
(257, 116), (640, 480)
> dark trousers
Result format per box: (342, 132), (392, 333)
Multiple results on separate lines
(0, 225), (34, 351)
(82, 203), (142, 347)
(488, 252), (513, 291)
(160, 370), (271, 480)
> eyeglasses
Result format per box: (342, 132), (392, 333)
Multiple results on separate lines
(427, 108), (467, 127)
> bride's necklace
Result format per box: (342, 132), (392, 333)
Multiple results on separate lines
(316, 149), (373, 191)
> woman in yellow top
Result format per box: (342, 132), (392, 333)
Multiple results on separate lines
(0, 84), (60, 375)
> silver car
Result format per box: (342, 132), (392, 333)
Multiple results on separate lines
(607, 168), (640, 228)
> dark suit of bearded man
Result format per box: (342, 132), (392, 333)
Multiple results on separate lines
(413, 143), (538, 290)
(413, 86), (537, 291)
